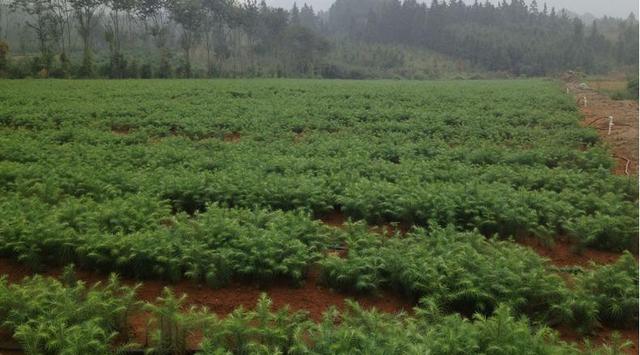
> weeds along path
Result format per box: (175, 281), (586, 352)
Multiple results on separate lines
(567, 81), (639, 176)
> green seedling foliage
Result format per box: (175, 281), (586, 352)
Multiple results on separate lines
(0, 79), (637, 353)
(0, 272), (139, 354)
(198, 296), (597, 354)
(144, 288), (217, 355)
(569, 252), (639, 330)
(0, 79), (635, 254)
(320, 225), (571, 322)
(0, 275), (632, 354)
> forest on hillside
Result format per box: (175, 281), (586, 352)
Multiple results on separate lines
(0, 0), (637, 79)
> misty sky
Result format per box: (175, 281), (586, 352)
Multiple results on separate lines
(266, 0), (638, 18)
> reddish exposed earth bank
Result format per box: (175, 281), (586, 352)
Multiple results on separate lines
(567, 79), (639, 176)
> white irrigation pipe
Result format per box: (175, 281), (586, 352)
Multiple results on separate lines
(608, 116), (613, 135)
(625, 159), (630, 176)
(615, 155), (632, 176)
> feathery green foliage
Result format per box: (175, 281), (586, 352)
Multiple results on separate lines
(0, 79), (636, 353)
(199, 293), (311, 354)
(570, 253), (639, 329)
(145, 288), (216, 355)
(199, 298), (587, 354)
(0, 272), (139, 354)
(320, 225), (571, 322)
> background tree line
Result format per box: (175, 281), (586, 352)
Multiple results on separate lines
(0, 0), (637, 79)
(328, 0), (639, 75)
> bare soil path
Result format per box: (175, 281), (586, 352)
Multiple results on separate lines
(516, 236), (634, 267)
(566, 80), (639, 175)
(531, 81), (637, 351)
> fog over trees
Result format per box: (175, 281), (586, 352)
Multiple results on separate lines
(0, 0), (637, 78)
(268, 0), (638, 19)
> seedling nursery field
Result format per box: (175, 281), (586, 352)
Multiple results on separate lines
(0, 79), (637, 354)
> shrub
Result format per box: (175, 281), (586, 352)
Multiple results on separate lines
(199, 293), (311, 354)
(0, 272), (139, 354)
(145, 288), (216, 355)
(571, 252), (639, 329)
(320, 225), (570, 322)
(199, 298), (581, 354)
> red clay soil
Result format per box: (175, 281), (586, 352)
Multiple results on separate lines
(516, 236), (636, 267)
(0, 258), (412, 319)
(111, 126), (131, 135)
(318, 209), (410, 236)
(566, 80), (639, 176)
(0, 257), (412, 350)
(294, 131), (305, 143)
(317, 214), (640, 351)
(318, 209), (347, 227)
(522, 79), (639, 265)
(563, 79), (640, 354)
(519, 235), (639, 353)
(592, 328), (639, 354)
(321, 212), (631, 267)
(557, 325), (639, 355)
(223, 132), (241, 142)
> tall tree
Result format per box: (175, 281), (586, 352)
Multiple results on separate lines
(137, 0), (173, 77)
(615, 13), (639, 67)
(290, 2), (299, 25)
(104, 0), (136, 77)
(202, 0), (233, 76)
(70, 0), (102, 77)
(298, 3), (316, 30)
(284, 24), (328, 75)
(10, 0), (60, 73)
(168, 0), (204, 77)
(50, 0), (72, 56)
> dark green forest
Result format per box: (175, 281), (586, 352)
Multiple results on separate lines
(0, 0), (637, 79)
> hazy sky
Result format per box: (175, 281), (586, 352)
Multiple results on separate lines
(266, 0), (638, 18)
